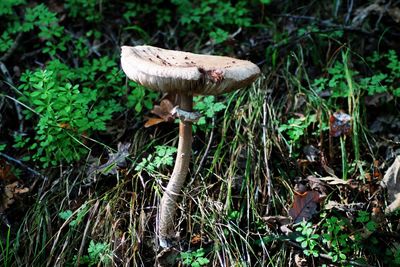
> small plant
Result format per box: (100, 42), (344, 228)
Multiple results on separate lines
(123, 1), (171, 28)
(171, 0), (253, 44)
(295, 221), (320, 257)
(180, 248), (210, 267)
(0, 3), (66, 56)
(194, 95), (226, 131)
(65, 0), (103, 22)
(385, 245), (400, 266)
(59, 203), (89, 227)
(313, 50), (400, 100)
(135, 145), (177, 173)
(322, 216), (349, 262)
(356, 211), (378, 233)
(278, 114), (317, 147)
(73, 240), (111, 266)
(17, 69), (116, 166)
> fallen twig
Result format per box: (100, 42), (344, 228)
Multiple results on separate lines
(0, 152), (48, 180)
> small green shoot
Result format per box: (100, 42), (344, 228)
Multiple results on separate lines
(295, 221), (320, 257)
(135, 145), (177, 173)
(179, 248), (210, 267)
(73, 240), (111, 266)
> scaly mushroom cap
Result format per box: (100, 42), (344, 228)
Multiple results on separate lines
(121, 45), (260, 95)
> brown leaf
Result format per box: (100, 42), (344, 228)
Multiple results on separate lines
(145, 97), (176, 127)
(190, 234), (202, 245)
(294, 253), (308, 267)
(306, 175), (327, 195)
(0, 159), (15, 181)
(1, 181), (29, 212)
(329, 111), (352, 137)
(289, 191), (320, 223)
(144, 117), (166, 128)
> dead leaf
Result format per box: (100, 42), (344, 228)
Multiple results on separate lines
(306, 175), (327, 195)
(294, 253), (308, 267)
(145, 97), (176, 128)
(0, 181), (29, 212)
(289, 191), (320, 223)
(324, 200), (364, 212)
(144, 117), (166, 128)
(388, 7), (400, 23)
(0, 159), (16, 181)
(380, 156), (400, 213)
(190, 234), (202, 245)
(98, 142), (130, 175)
(86, 143), (131, 184)
(329, 111), (352, 137)
(319, 176), (349, 185)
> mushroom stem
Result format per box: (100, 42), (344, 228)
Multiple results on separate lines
(159, 94), (193, 248)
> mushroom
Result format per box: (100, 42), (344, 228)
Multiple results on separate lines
(120, 45), (260, 250)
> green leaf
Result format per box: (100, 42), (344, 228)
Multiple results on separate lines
(197, 257), (210, 265)
(0, 144), (6, 152)
(59, 210), (73, 220)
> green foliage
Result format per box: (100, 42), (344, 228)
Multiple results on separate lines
(123, 1), (171, 28)
(0, 3), (64, 54)
(385, 246), (400, 266)
(356, 211), (377, 232)
(295, 221), (320, 257)
(121, 0), (263, 44)
(194, 96), (226, 131)
(58, 203), (89, 227)
(17, 69), (115, 166)
(13, 24), (157, 166)
(0, 0), (25, 16)
(171, 0), (252, 44)
(313, 50), (400, 100)
(180, 248), (210, 267)
(0, 143), (6, 152)
(73, 240), (111, 266)
(135, 145), (177, 173)
(322, 217), (349, 262)
(278, 114), (317, 145)
(65, 0), (103, 22)
(127, 83), (158, 113)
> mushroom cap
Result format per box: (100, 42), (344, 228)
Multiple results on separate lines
(121, 45), (260, 95)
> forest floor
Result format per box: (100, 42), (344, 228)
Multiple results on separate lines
(1, 1), (400, 266)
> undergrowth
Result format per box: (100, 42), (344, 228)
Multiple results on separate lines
(1, 1), (400, 267)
